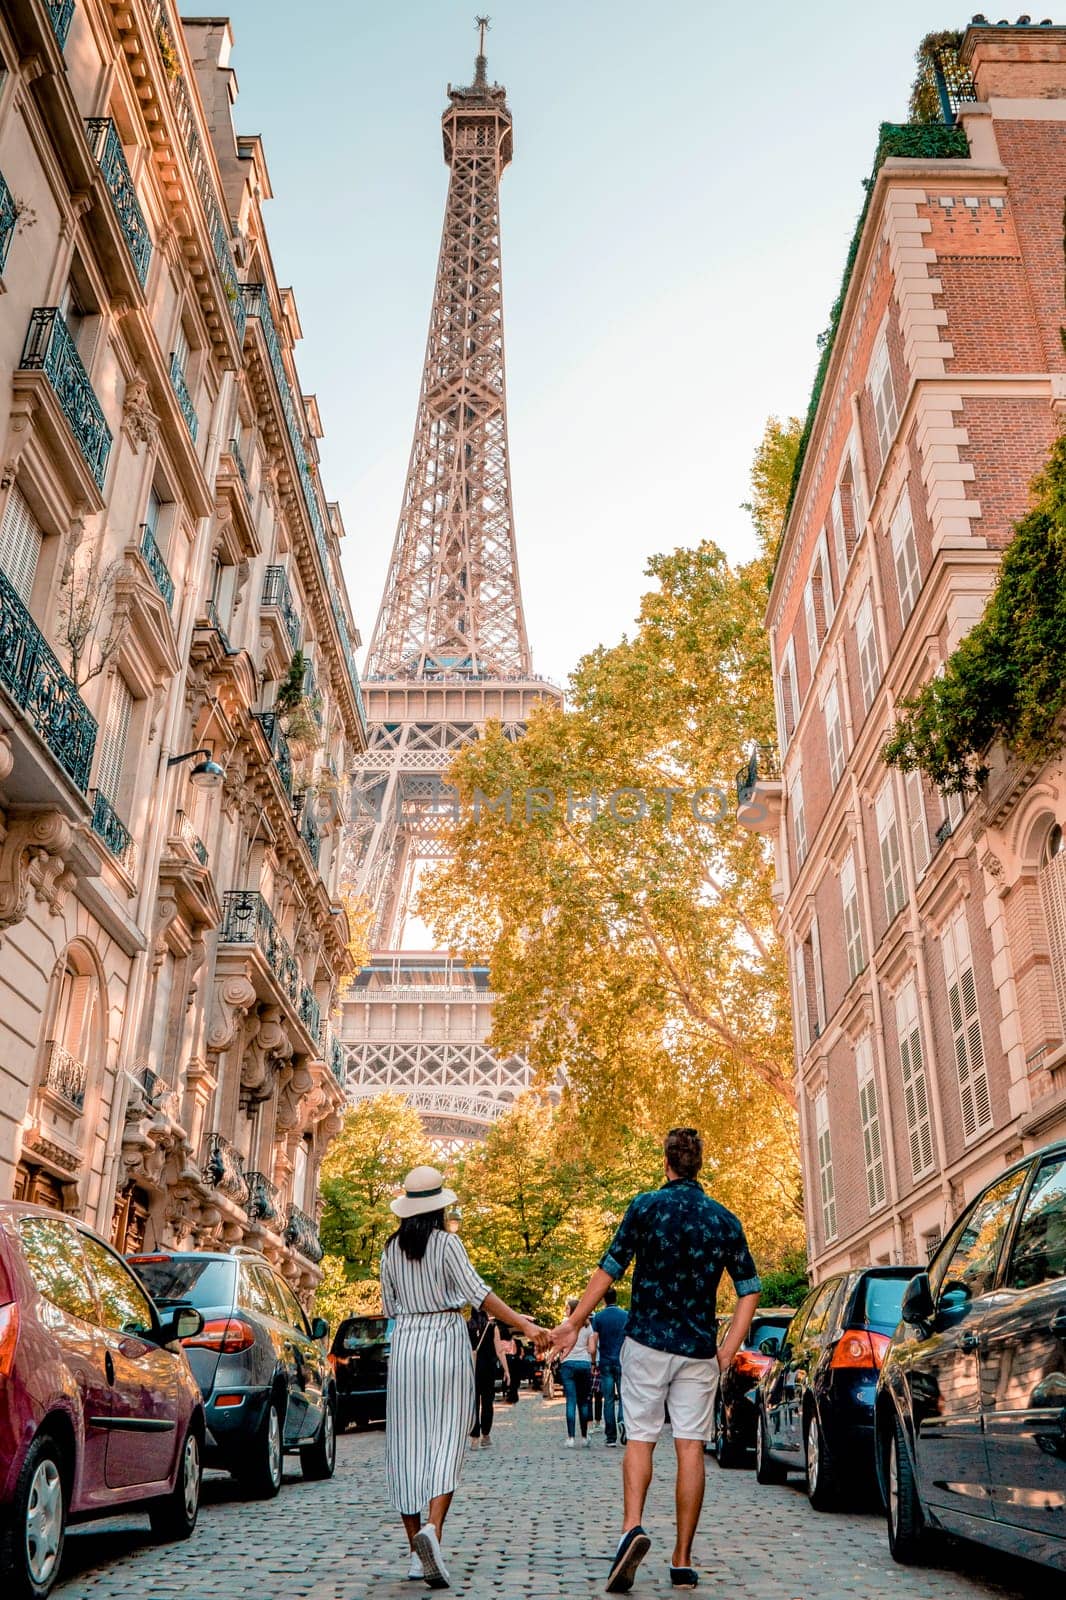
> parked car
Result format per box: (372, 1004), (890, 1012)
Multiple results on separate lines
(709, 1306), (795, 1466)
(330, 1314), (391, 1429)
(129, 1246), (335, 1498)
(877, 1140), (1066, 1573)
(0, 1201), (205, 1600)
(755, 1265), (917, 1508)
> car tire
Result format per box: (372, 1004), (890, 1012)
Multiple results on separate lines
(300, 1395), (337, 1481)
(0, 1433), (68, 1600)
(237, 1397), (284, 1499)
(149, 1428), (201, 1541)
(886, 1416), (927, 1565)
(712, 1394), (743, 1469)
(804, 1410), (837, 1511)
(754, 1406), (788, 1486)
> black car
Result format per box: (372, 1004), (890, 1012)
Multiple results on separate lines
(755, 1265), (917, 1508)
(130, 1246), (336, 1497)
(710, 1307), (795, 1467)
(330, 1314), (391, 1429)
(877, 1140), (1066, 1573)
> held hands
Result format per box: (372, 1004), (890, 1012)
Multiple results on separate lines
(549, 1316), (578, 1359)
(520, 1318), (553, 1353)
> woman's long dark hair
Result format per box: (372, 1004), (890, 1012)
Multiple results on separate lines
(391, 1207), (446, 1262)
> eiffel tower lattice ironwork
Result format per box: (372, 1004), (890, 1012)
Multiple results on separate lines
(342, 30), (559, 1149)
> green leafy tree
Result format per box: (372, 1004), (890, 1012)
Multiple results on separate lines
(317, 1095), (433, 1291)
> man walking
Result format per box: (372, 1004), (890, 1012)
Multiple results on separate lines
(592, 1288), (628, 1447)
(552, 1128), (760, 1593)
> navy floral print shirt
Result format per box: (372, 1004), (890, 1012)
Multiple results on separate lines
(600, 1178), (761, 1359)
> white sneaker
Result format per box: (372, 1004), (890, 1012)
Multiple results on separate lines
(565, 1437), (576, 1449)
(583, 1435), (592, 1447)
(413, 1527), (450, 1590)
(407, 1549), (424, 1581)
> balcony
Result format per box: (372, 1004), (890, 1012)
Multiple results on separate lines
(262, 566), (302, 654)
(292, 790), (321, 867)
(220, 890), (299, 1003)
(0, 568), (97, 792)
(46, 0), (74, 48)
(299, 984), (321, 1043)
(736, 742), (783, 835)
(168, 353), (198, 441)
(228, 436), (250, 492)
(19, 308), (112, 491)
(0, 168), (15, 273)
(139, 523), (175, 611)
(284, 1203), (323, 1264)
(251, 710), (293, 799)
(246, 1169), (281, 1226)
(85, 119), (152, 288)
(173, 809), (208, 866)
(201, 1131), (249, 1207)
(42, 1040), (87, 1111)
(90, 790), (135, 872)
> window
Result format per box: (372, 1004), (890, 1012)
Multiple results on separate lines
(824, 679), (845, 787)
(942, 787), (965, 837)
(933, 1168), (1027, 1301)
(941, 907), (993, 1142)
(239, 1264), (278, 1318)
(49, 947), (101, 1099)
(0, 485), (43, 604)
(841, 848), (865, 982)
(293, 1137), (310, 1210)
(794, 922), (825, 1051)
(18, 1216), (96, 1322)
(80, 1233), (154, 1338)
(870, 334), (899, 463)
(272, 1272), (310, 1336)
(172, 324), (190, 377)
(856, 1034), (886, 1210)
(791, 773), (807, 867)
(1006, 1156), (1066, 1290)
(904, 768), (930, 879)
(1038, 823), (1066, 1031)
(793, 942), (810, 1055)
(814, 1091), (837, 1242)
(778, 637), (798, 746)
(95, 675), (133, 811)
(890, 491), (921, 622)
(803, 535), (834, 663)
(830, 487), (848, 584)
(876, 780), (906, 922)
(896, 977), (935, 1181)
(856, 590), (880, 713)
(809, 917), (826, 1036)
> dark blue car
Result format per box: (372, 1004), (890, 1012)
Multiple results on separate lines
(754, 1265), (916, 1509)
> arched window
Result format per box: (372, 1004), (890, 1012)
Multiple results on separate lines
(1039, 822), (1066, 1030)
(42, 945), (103, 1113)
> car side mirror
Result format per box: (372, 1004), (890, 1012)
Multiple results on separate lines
(310, 1316), (329, 1342)
(901, 1271), (935, 1325)
(156, 1304), (204, 1345)
(758, 1338), (778, 1357)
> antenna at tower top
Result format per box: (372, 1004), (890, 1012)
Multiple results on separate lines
(474, 14), (490, 84)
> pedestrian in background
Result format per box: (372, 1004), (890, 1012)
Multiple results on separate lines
(381, 1166), (545, 1589)
(468, 1307), (506, 1449)
(593, 1286), (629, 1447)
(560, 1295), (598, 1448)
(498, 1327), (521, 1403)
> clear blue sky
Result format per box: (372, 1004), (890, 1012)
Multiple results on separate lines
(219, 0), (954, 685)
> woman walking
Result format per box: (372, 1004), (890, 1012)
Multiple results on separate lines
(468, 1307), (506, 1448)
(381, 1166), (544, 1588)
(560, 1295), (597, 1448)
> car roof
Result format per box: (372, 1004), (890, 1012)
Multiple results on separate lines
(129, 1249), (236, 1262)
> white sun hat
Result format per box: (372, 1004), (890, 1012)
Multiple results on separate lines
(390, 1165), (457, 1218)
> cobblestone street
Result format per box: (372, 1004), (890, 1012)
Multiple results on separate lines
(55, 1393), (1048, 1600)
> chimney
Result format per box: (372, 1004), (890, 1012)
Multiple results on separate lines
(961, 18), (1066, 100)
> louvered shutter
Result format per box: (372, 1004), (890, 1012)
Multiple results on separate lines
(871, 339), (898, 462)
(831, 488), (847, 581)
(824, 680), (844, 786)
(942, 910), (993, 1141)
(877, 782), (905, 920)
(849, 436), (866, 528)
(856, 591), (879, 711)
(794, 945), (809, 1055)
(804, 579), (819, 665)
(0, 485), (44, 604)
(1040, 845), (1066, 1027)
(897, 980), (935, 1178)
(891, 495), (921, 620)
(815, 1091), (837, 1241)
(96, 677), (133, 810)
(792, 774), (807, 864)
(905, 767), (931, 878)
(856, 1034), (886, 1210)
(810, 916), (826, 1034)
(841, 849), (864, 981)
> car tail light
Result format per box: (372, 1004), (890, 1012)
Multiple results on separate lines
(0, 1302), (19, 1378)
(830, 1329), (891, 1370)
(214, 1393), (245, 1408)
(128, 1254), (172, 1264)
(182, 1317), (255, 1354)
(732, 1349), (771, 1381)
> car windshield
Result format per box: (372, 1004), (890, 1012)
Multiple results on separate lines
(335, 1316), (389, 1351)
(745, 1317), (791, 1354)
(131, 1255), (236, 1308)
(855, 1274), (910, 1329)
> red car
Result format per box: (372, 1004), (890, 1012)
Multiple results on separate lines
(0, 1202), (205, 1599)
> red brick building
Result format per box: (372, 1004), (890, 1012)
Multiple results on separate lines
(748, 20), (1066, 1277)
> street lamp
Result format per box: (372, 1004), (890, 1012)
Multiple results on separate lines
(167, 747), (225, 791)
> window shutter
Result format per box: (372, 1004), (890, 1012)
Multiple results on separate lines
(942, 910), (993, 1142)
(831, 488), (847, 581)
(856, 590), (879, 712)
(896, 980), (935, 1179)
(96, 677), (133, 810)
(0, 485), (44, 604)
(876, 782), (905, 920)
(849, 435), (866, 528)
(810, 916), (826, 1033)
(856, 1034), (886, 1210)
(815, 1091), (837, 1241)
(905, 767), (931, 878)
(871, 339), (898, 462)
(841, 849), (865, 982)
(891, 493), (921, 621)
(1040, 845), (1066, 1028)
(804, 579), (819, 666)
(824, 680), (844, 786)
(794, 945), (810, 1055)
(792, 774), (807, 865)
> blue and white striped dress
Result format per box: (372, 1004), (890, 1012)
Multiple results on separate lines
(380, 1229), (491, 1514)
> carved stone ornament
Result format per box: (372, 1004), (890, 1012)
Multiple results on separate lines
(240, 1005), (293, 1099)
(0, 810), (76, 930)
(206, 973), (258, 1054)
(980, 848), (1005, 882)
(0, 732), (13, 784)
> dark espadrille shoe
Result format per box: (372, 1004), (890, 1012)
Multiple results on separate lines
(606, 1526), (651, 1593)
(669, 1566), (699, 1589)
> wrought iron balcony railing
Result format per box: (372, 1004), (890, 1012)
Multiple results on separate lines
(90, 789), (135, 872)
(220, 890), (299, 1002)
(228, 435), (250, 489)
(736, 742), (782, 807)
(139, 523), (174, 611)
(292, 790), (321, 867)
(47, 0), (74, 49)
(284, 1203), (323, 1263)
(246, 1169), (281, 1226)
(330, 1035), (345, 1083)
(202, 598), (233, 654)
(43, 1039), (87, 1110)
(84, 119), (152, 287)
(0, 568), (97, 791)
(19, 308), (112, 490)
(251, 710), (293, 799)
(299, 985), (321, 1043)
(934, 817), (954, 851)
(262, 566), (302, 653)
(0, 168), (16, 274)
(201, 1131), (249, 1206)
(168, 352), (198, 441)
(173, 809), (208, 865)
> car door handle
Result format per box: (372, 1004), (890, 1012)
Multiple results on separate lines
(105, 1351), (115, 1384)
(959, 1332), (980, 1352)
(1050, 1310), (1066, 1337)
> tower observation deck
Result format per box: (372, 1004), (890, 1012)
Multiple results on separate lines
(342, 29), (559, 1147)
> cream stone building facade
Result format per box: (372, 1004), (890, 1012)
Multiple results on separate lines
(0, 2), (365, 1295)
(746, 21), (1066, 1282)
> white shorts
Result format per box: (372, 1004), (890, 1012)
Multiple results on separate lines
(619, 1336), (719, 1443)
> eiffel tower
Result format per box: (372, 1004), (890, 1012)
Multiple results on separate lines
(341, 24), (559, 1149)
